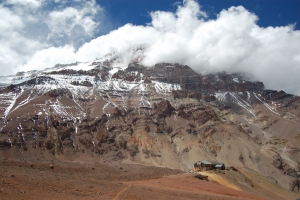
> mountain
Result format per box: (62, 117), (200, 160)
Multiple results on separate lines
(0, 56), (300, 195)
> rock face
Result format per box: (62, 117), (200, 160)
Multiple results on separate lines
(0, 58), (300, 193)
(290, 179), (300, 192)
(272, 154), (299, 178)
(124, 63), (264, 94)
(154, 100), (175, 116)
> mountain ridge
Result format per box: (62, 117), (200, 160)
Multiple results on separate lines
(0, 57), (300, 194)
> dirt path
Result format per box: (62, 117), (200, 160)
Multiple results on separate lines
(113, 184), (131, 200)
(126, 174), (267, 200)
(199, 171), (242, 191)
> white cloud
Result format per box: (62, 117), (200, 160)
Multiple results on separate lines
(0, 5), (43, 75)
(0, 0), (103, 75)
(47, 0), (102, 44)
(22, 46), (76, 72)
(0, 6), (24, 32)
(76, 1), (300, 95)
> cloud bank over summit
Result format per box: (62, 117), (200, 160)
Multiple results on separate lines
(1, 0), (300, 95)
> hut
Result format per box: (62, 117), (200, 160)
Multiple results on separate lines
(194, 160), (225, 171)
(215, 163), (225, 170)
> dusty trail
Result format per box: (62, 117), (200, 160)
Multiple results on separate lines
(113, 184), (131, 200)
(200, 171), (242, 191)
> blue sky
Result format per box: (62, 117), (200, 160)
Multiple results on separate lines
(97, 0), (300, 33)
(0, 0), (300, 94)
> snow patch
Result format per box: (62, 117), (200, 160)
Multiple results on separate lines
(233, 78), (239, 83)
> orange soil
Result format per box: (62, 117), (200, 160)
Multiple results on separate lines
(0, 159), (271, 200)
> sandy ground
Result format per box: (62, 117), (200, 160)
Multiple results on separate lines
(0, 158), (274, 200)
(199, 169), (300, 200)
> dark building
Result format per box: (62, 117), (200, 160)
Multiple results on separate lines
(194, 160), (225, 171)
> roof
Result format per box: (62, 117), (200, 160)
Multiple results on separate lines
(200, 160), (219, 165)
(215, 164), (224, 167)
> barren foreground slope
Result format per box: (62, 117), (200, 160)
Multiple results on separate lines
(0, 159), (299, 200)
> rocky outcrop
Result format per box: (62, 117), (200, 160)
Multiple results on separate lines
(46, 89), (72, 98)
(261, 90), (291, 100)
(17, 76), (58, 86)
(122, 63), (265, 97)
(71, 81), (93, 87)
(272, 154), (298, 178)
(154, 100), (175, 117)
(177, 105), (218, 125)
(172, 91), (216, 101)
(289, 178), (300, 192)
(112, 70), (136, 82)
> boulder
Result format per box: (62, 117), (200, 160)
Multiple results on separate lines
(155, 100), (175, 117)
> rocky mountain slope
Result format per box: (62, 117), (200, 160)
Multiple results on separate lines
(0, 56), (299, 193)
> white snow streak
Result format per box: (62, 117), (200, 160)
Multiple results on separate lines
(229, 92), (256, 117)
(253, 92), (279, 115)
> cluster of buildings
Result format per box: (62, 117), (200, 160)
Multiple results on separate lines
(194, 160), (225, 171)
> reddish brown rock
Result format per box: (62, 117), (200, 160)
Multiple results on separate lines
(289, 178), (300, 192)
(196, 108), (218, 124)
(144, 78), (152, 83)
(155, 100), (175, 117)
(177, 110), (187, 118)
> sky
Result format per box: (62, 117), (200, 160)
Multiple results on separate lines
(0, 0), (300, 94)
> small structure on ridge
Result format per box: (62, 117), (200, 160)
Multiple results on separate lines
(194, 160), (225, 171)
